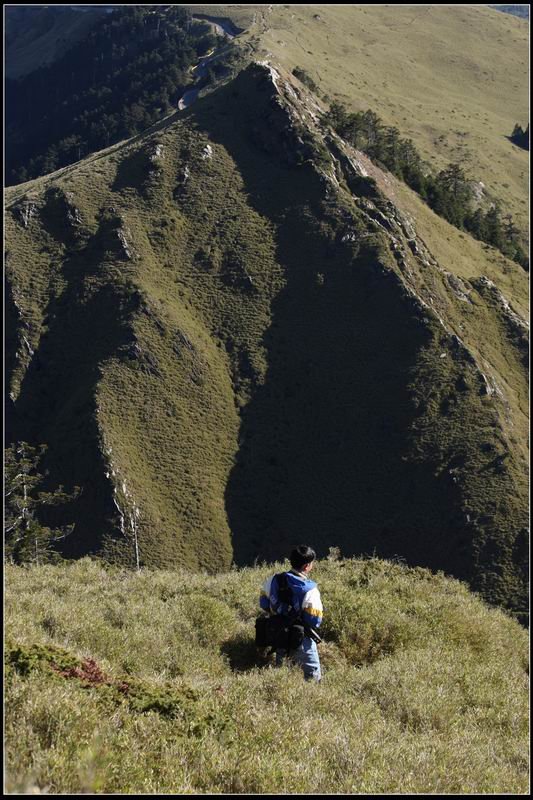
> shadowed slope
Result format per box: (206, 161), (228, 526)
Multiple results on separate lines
(191, 65), (528, 611)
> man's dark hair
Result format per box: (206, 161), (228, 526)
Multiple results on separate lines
(290, 545), (316, 570)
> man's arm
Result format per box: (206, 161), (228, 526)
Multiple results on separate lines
(301, 585), (323, 629)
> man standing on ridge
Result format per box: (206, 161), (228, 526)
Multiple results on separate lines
(259, 545), (323, 682)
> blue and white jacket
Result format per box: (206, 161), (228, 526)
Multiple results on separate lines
(259, 570), (323, 630)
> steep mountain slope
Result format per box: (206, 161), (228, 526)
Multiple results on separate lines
(192, 4), (529, 232)
(5, 56), (528, 614)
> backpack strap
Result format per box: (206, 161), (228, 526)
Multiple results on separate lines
(275, 572), (291, 606)
(274, 572), (301, 624)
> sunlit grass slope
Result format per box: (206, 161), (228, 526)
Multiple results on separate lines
(204, 3), (529, 231)
(5, 557), (529, 794)
(363, 160), (528, 456)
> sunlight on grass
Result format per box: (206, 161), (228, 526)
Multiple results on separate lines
(5, 557), (529, 794)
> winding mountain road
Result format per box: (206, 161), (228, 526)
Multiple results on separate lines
(178, 16), (237, 111)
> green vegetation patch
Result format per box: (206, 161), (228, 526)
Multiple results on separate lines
(6, 6), (217, 185)
(6, 643), (80, 679)
(5, 641), (202, 723)
(323, 101), (528, 268)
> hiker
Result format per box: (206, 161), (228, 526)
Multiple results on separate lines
(258, 545), (323, 682)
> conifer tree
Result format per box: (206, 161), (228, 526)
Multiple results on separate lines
(510, 123), (529, 150)
(465, 207), (488, 241)
(4, 443), (78, 565)
(484, 204), (505, 250)
(322, 102), (526, 269)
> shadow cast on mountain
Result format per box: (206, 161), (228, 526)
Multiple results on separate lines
(192, 73), (471, 577)
(7, 214), (139, 560)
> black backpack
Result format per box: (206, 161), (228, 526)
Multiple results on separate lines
(255, 572), (305, 653)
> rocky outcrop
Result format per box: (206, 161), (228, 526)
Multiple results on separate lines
(12, 199), (39, 228)
(40, 187), (86, 244)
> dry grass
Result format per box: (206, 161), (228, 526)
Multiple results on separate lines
(5, 557), (529, 794)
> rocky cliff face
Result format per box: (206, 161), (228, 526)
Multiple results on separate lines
(5, 62), (528, 613)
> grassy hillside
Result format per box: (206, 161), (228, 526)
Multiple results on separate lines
(5, 6), (107, 79)
(5, 115), (272, 570)
(4, 557), (529, 794)
(8, 2), (528, 221)
(5, 60), (528, 614)
(201, 4), (529, 233)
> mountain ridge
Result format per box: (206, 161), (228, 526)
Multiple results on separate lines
(5, 57), (528, 614)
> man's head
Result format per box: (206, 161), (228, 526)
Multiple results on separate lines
(290, 545), (316, 574)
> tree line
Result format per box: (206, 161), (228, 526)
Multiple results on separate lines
(324, 102), (528, 270)
(6, 6), (216, 185)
